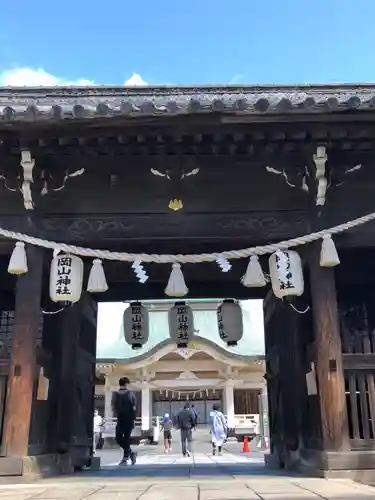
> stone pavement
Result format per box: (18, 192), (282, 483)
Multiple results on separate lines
(105, 451), (265, 467)
(1, 452), (375, 499)
(1, 474), (375, 499)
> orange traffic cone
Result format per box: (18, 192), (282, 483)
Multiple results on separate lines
(242, 436), (250, 453)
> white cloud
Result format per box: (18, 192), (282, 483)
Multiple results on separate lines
(0, 67), (148, 87)
(124, 73), (148, 86)
(0, 67), (94, 86)
(229, 74), (244, 85)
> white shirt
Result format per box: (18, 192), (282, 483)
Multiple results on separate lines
(93, 414), (103, 433)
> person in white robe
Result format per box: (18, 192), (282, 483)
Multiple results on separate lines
(209, 403), (228, 456)
(93, 409), (103, 455)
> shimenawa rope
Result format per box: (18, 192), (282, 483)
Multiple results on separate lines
(1, 210), (375, 264)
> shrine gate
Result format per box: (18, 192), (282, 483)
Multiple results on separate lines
(0, 84), (373, 479)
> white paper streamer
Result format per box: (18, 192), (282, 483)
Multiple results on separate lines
(132, 259), (149, 283)
(216, 256), (232, 272)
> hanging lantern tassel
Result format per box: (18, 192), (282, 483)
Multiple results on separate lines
(241, 255), (267, 287)
(87, 259), (108, 293)
(320, 235), (340, 267)
(165, 263), (188, 297)
(8, 241), (28, 275)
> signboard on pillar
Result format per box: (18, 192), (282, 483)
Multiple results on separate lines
(36, 367), (49, 401)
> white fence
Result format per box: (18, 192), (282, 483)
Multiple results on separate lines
(102, 414), (260, 438)
(233, 414), (259, 430)
(102, 417), (161, 438)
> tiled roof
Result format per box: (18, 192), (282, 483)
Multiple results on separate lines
(0, 84), (375, 122)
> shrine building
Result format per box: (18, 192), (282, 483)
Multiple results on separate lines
(94, 299), (266, 432)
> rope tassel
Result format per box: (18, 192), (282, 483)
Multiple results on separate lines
(320, 235), (340, 267)
(8, 241), (28, 275)
(241, 255), (266, 287)
(165, 263), (188, 297)
(87, 259), (108, 292)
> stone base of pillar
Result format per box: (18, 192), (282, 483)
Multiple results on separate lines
(0, 454), (71, 477)
(0, 452), (102, 478)
(265, 448), (375, 482)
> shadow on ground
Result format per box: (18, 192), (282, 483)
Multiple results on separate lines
(71, 461), (299, 481)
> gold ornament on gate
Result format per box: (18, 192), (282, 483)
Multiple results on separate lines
(168, 198), (183, 211)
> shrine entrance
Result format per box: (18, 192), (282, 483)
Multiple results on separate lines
(0, 84), (374, 480)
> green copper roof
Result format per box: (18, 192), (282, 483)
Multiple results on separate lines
(97, 300), (265, 362)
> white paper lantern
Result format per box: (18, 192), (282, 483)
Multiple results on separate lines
(123, 301), (149, 350)
(217, 299), (243, 346)
(168, 301), (194, 348)
(49, 253), (83, 303)
(269, 250), (304, 299)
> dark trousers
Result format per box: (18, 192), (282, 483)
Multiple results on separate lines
(115, 421), (134, 458)
(180, 428), (192, 455)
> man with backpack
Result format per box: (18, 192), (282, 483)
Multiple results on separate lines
(177, 403), (195, 457)
(190, 404), (198, 430)
(111, 377), (137, 465)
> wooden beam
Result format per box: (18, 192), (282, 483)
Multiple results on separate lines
(309, 242), (350, 452)
(1, 244), (43, 457)
(342, 353), (375, 371)
(90, 281), (267, 302)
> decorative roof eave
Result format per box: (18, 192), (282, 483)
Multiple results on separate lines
(96, 335), (265, 366)
(1, 83), (375, 123)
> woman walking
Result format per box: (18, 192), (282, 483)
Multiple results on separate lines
(161, 413), (173, 453)
(210, 404), (228, 456)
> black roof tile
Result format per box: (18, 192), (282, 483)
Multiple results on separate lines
(0, 84), (375, 122)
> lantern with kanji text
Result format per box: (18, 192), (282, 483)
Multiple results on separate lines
(269, 250), (304, 299)
(123, 301), (149, 350)
(49, 253), (84, 303)
(217, 299), (243, 346)
(168, 301), (194, 348)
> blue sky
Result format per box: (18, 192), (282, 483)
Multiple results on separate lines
(0, 0), (374, 86)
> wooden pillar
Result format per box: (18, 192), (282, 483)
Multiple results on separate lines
(2, 244), (43, 457)
(56, 303), (80, 452)
(309, 242), (350, 451)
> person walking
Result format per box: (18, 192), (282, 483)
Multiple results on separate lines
(177, 403), (194, 457)
(93, 409), (103, 455)
(161, 413), (173, 453)
(252, 415), (262, 449)
(190, 404), (198, 430)
(111, 377), (137, 466)
(210, 403), (228, 456)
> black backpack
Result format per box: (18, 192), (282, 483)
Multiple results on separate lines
(113, 390), (135, 419)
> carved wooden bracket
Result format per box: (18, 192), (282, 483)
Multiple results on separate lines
(0, 150), (85, 210)
(150, 157), (200, 211)
(265, 146), (364, 207)
(312, 146), (328, 206)
(40, 167), (85, 197)
(20, 150), (35, 210)
(264, 164), (309, 195)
